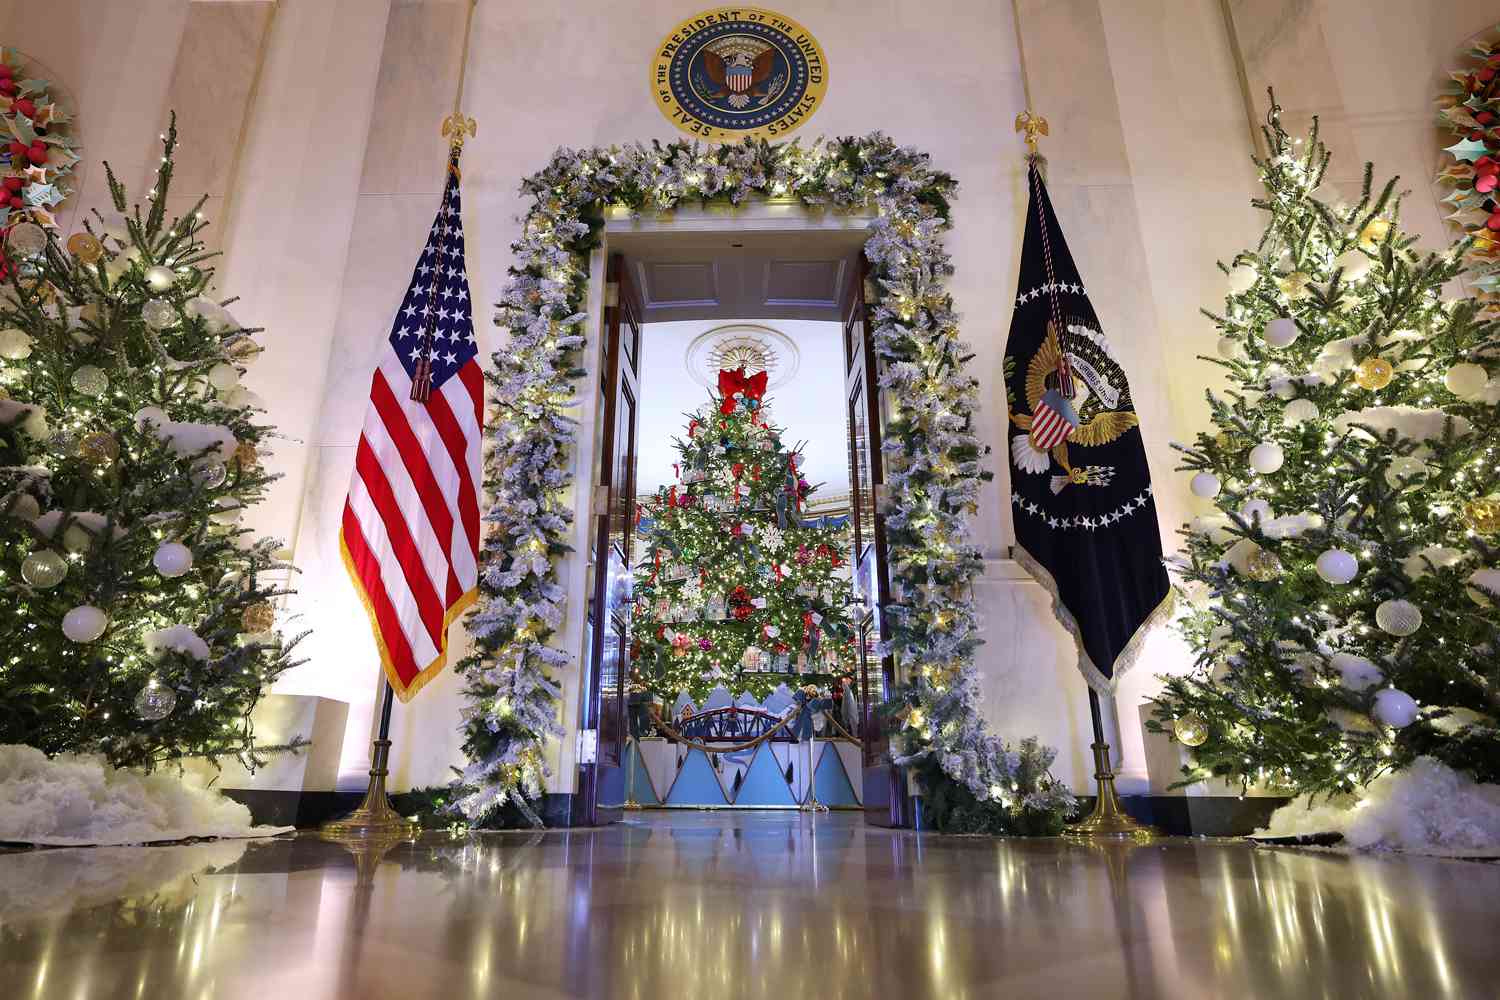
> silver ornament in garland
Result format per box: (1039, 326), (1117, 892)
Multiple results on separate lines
(134, 680), (177, 721)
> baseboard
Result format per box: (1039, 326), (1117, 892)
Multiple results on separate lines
(222, 789), (585, 830)
(1069, 794), (1290, 836)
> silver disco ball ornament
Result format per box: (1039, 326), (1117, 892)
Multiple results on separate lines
(1173, 713), (1209, 747)
(192, 461), (227, 489)
(1375, 599), (1422, 637)
(70, 365), (109, 397)
(21, 549), (67, 588)
(6, 222), (47, 257)
(141, 298), (177, 330)
(134, 680), (178, 721)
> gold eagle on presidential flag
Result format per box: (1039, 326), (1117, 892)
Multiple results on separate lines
(1004, 161), (1170, 690)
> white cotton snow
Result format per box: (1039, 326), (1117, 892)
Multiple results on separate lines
(0, 397), (48, 437)
(33, 510), (126, 540)
(134, 406), (238, 462)
(1255, 757), (1500, 856)
(1401, 544), (1463, 581)
(1332, 405), (1472, 443)
(0, 744), (292, 846)
(145, 625), (210, 661)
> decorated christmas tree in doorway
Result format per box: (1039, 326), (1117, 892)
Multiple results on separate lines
(631, 367), (856, 703)
(1150, 96), (1500, 818)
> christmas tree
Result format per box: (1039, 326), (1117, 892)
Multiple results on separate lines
(0, 116), (302, 770)
(1149, 95), (1500, 798)
(631, 368), (855, 703)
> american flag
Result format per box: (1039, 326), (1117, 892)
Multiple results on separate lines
(340, 152), (482, 702)
(1029, 387), (1080, 451)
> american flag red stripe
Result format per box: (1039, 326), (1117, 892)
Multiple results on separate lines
(1030, 388), (1079, 451)
(341, 153), (482, 702)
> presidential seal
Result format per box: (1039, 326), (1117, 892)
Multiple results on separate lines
(651, 7), (828, 142)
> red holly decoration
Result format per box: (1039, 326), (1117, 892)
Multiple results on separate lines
(2, 177), (21, 193)
(26, 143), (45, 166)
(0, 79), (15, 97)
(6, 141), (25, 160)
(13, 98), (34, 119)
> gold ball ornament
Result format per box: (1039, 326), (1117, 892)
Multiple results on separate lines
(1173, 713), (1209, 747)
(240, 600), (276, 633)
(1245, 546), (1282, 582)
(1358, 218), (1392, 249)
(1354, 356), (1394, 390)
(1276, 270), (1311, 300)
(234, 441), (259, 469)
(1463, 497), (1500, 535)
(77, 431), (120, 466)
(66, 232), (104, 264)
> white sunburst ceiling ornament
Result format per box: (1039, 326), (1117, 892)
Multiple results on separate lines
(684, 323), (800, 390)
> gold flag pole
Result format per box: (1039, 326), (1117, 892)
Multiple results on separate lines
(1007, 0), (1154, 842)
(320, 0), (481, 843)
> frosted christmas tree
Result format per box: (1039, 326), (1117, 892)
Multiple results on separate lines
(0, 117), (301, 770)
(631, 368), (856, 702)
(1150, 96), (1500, 799)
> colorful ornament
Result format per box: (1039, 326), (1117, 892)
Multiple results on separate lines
(1358, 218), (1391, 248)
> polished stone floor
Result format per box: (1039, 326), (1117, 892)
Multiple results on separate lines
(1, 812), (1497, 999)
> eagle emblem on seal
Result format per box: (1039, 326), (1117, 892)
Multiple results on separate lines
(702, 39), (776, 109)
(1009, 318), (1139, 494)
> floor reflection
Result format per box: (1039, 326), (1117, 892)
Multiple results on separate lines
(0, 812), (1496, 999)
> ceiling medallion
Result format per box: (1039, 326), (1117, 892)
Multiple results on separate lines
(685, 323), (800, 390)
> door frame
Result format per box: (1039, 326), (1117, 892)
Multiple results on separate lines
(556, 204), (887, 818)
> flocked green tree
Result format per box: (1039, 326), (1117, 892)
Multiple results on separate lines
(631, 370), (855, 702)
(1149, 95), (1500, 798)
(0, 116), (303, 769)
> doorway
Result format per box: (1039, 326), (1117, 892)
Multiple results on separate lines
(579, 223), (905, 826)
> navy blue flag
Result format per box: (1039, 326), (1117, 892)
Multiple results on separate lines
(1004, 163), (1171, 689)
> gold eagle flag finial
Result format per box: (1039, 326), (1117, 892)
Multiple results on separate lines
(1014, 110), (1049, 156)
(441, 112), (477, 150)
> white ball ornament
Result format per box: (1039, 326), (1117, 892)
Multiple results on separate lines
(144, 265), (176, 291)
(1466, 568), (1500, 607)
(1331, 652), (1381, 691)
(152, 541), (194, 578)
(1249, 442), (1285, 474)
(62, 605), (109, 643)
(1335, 248), (1371, 281)
(1444, 362), (1488, 401)
(1315, 549), (1358, 585)
(1216, 336), (1246, 361)
(207, 362), (241, 391)
(1226, 263), (1258, 294)
(1283, 398), (1318, 427)
(1373, 688), (1419, 729)
(1190, 472), (1221, 499)
(0, 327), (33, 359)
(1375, 599), (1422, 637)
(1263, 317), (1300, 348)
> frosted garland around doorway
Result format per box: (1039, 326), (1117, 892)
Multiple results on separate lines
(456, 133), (1062, 824)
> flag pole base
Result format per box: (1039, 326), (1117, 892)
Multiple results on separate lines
(319, 738), (420, 841)
(1064, 741), (1157, 842)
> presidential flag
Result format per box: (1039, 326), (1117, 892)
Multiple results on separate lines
(1004, 163), (1171, 689)
(341, 150), (482, 702)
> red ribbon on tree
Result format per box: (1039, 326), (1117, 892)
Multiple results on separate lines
(688, 418), (699, 437)
(718, 366), (769, 414)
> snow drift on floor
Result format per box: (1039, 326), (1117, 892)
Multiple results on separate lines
(1255, 757), (1500, 856)
(0, 744), (293, 846)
